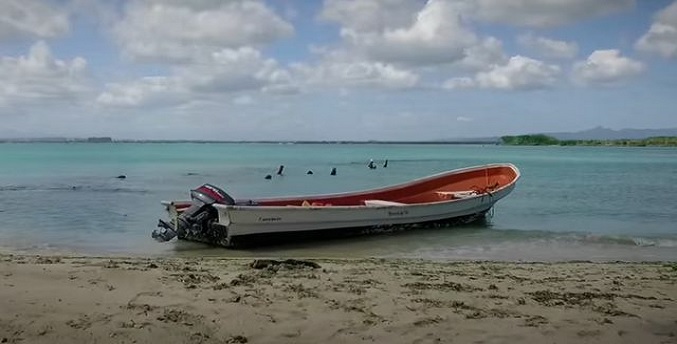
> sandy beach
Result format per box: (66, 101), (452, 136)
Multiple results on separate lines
(1, 255), (676, 344)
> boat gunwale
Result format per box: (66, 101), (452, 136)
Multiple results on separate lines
(216, 188), (512, 212)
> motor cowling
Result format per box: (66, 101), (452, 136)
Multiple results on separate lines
(190, 184), (235, 206)
(153, 184), (234, 242)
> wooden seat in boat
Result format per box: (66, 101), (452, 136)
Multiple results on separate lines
(363, 200), (405, 207)
(435, 191), (477, 200)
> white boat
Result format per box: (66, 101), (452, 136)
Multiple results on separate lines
(153, 163), (520, 247)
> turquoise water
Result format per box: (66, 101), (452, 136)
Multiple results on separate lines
(0, 143), (676, 261)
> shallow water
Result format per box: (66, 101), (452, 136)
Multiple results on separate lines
(0, 143), (676, 261)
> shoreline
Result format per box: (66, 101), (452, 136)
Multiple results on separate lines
(2, 254), (676, 343)
(4, 230), (677, 263)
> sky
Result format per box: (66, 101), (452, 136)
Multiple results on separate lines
(0, 0), (676, 141)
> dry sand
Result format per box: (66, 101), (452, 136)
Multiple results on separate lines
(1, 254), (676, 343)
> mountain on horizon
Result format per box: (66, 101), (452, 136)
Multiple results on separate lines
(540, 126), (677, 141)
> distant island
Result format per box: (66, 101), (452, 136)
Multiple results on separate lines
(501, 134), (677, 147)
(0, 137), (114, 143)
(86, 137), (113, 143)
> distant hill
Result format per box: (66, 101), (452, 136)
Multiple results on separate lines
(544, 126), (677, 140)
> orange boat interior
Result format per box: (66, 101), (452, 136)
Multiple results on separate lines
(256, 165), (518, 207)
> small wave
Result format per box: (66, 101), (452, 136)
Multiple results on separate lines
(629, 237), (677, 248)
(0, 184), (148, 194)
(483, 229), (677, 248)
(183, 172), (208, 176)
(54, 185), (149, 194)
(0, 185), (30, 191)
(565, 234), (677, 248)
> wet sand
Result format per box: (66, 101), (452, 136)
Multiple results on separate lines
(1, 255), (676, 343)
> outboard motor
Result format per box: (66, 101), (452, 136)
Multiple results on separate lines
(153, 184), (234, 242)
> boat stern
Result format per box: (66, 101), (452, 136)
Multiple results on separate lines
(152, 184), (235, 247)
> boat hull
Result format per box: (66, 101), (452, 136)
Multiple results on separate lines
(187, 209), (491, 248)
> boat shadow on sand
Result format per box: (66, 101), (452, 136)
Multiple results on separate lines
(170, 215), (493, 252)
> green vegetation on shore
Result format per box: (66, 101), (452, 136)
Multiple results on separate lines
(500, 135), (560, 146)
(501, 135), (677, 147)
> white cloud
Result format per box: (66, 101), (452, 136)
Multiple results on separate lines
(320, 0), (421, 33)
(322, 0), (635, 31)
(317, 0), (634, 73)
(0, 41), (89, 106)
(0, 0), (70, 41)
(517, 34), (578, 59)
(339, 0), (480, 66)
(456, 116), (473, 122)
(67, 0), (120, 27)
(100, 0), (299, 108)
(444, 56), (560, 90)
(572, 50), (644, 85)
(97, 47), (297, 107)
(470, 0), (635, 28)
(313, 0), (514, 90)
(232, 95), (254, 105)
(262, 84), (300, 95)
(180, 47), (289, 93)
(635, 1), (677, 58)
(325, 0), (615, 95)
(294, 61), (419, 89)
(112, 0), (293, 63)
(444, 77), (475, 90)
(96, 76), (186, 107)
(459, 37), (507, 71)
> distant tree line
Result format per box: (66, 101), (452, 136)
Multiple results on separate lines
(500, 135), (560, 146)
(501, 135), (677, 147)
